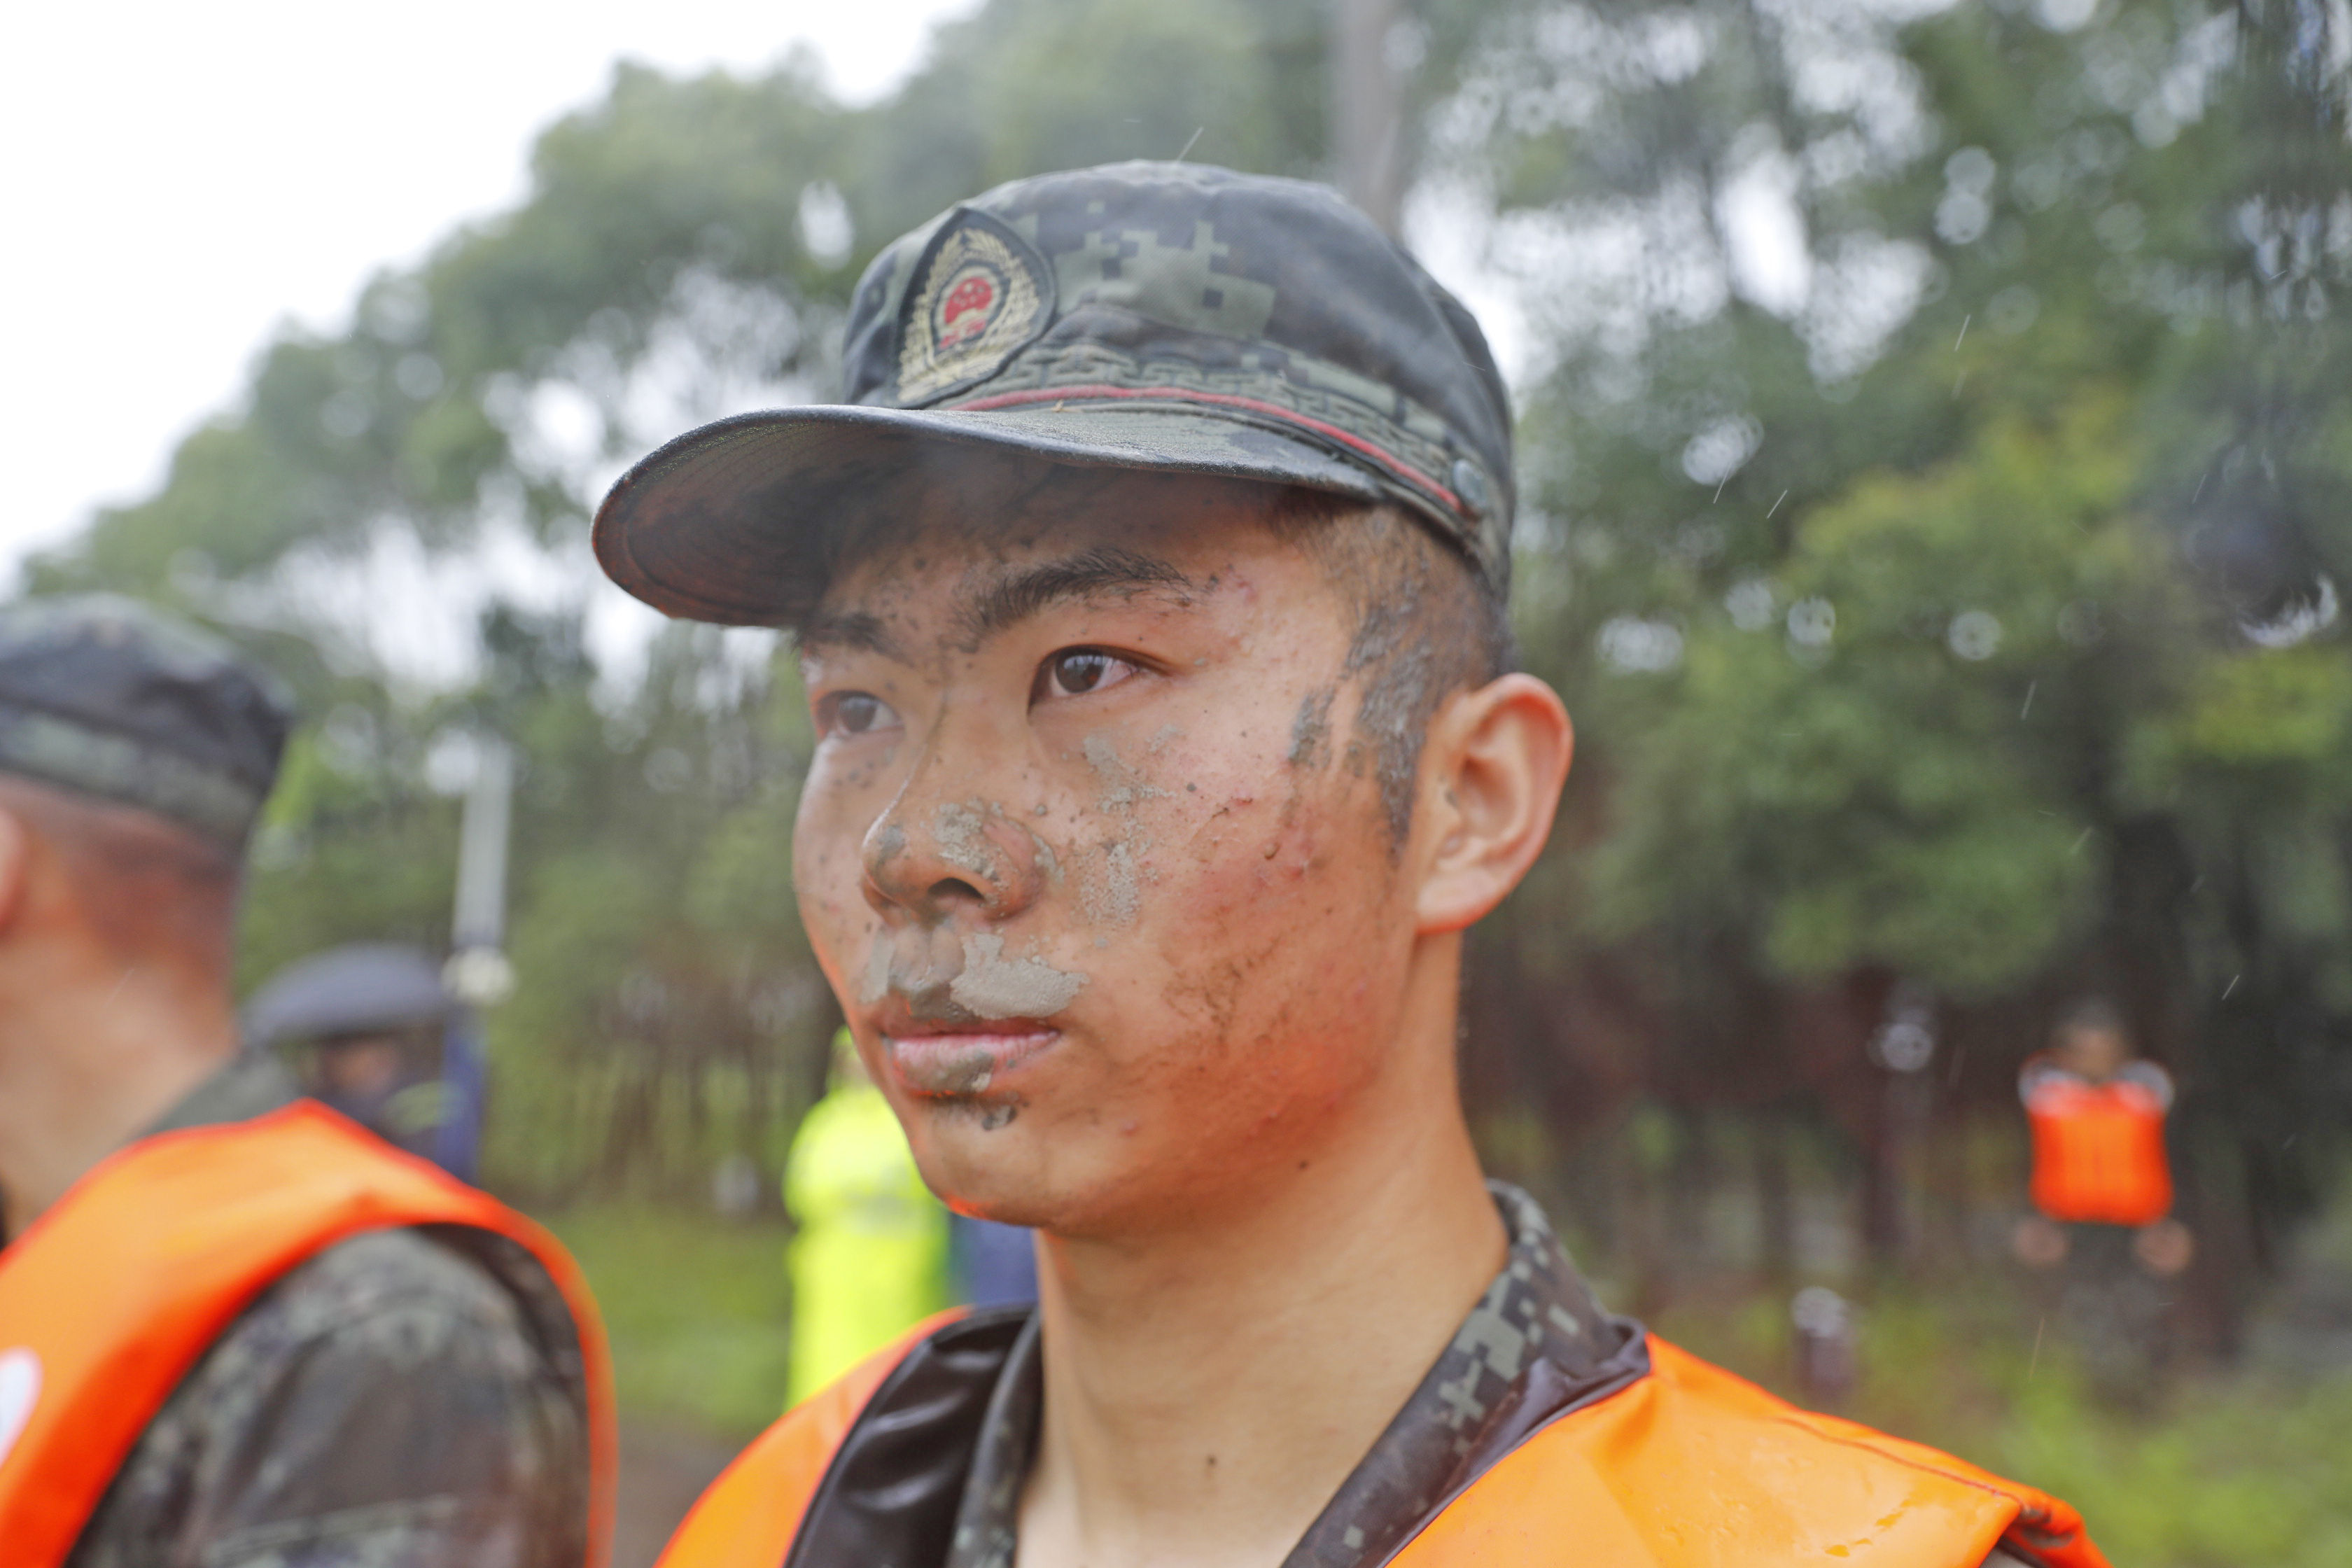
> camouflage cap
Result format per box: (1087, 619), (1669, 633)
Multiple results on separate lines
(593, 161), (1515, 626)
(0, 594), (291, 846)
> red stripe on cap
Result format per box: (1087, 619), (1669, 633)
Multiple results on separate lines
(949, 384), (1463, 514)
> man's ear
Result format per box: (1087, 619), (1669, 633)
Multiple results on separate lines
(0, 802), (30, 934)
(1412, 674), (1574, 934)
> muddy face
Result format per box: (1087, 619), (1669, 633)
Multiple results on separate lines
(792, 471), (1423, 1236)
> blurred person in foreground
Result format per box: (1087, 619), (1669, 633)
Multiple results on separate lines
(601, 164), (2104, 1568)
(0, 597), (611, 1568)
(2012, 998), (2190, 1394)
(785, 1028), (950, 1402)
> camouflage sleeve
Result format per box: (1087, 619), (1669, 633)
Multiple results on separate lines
(67, 1226), (588, 1568)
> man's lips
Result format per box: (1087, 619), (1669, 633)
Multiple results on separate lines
(881, 1022), (1058, 1098)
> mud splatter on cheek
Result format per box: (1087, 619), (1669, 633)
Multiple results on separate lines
(1072, 732), (1170, 928)
(948, 933), (1088, 1017)
(1081, 839), (1143, 925)
(861, 933), (893, 1004)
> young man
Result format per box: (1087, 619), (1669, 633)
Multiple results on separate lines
(596, 162), (2104, 1568)
(0, 597), (612, 1567)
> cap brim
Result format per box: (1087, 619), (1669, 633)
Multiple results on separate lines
(592, 401), (1393, 626)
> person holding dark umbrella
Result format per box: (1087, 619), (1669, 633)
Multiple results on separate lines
(246, 941), (489, 1180)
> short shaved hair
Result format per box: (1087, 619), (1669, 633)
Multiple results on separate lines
(1267, 489), (1518, 843)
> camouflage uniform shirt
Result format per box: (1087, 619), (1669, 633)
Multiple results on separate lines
(944, 1183), (1645, 1568)
(55, 1053), (589, 1568)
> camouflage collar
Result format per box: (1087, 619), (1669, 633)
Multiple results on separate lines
(941, 1182), (1646, 1568)
(142, 1049), (302, 1139)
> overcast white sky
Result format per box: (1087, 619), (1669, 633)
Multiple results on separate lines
(4, 1), (979, 587)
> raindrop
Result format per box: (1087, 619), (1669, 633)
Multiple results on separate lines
(1935, 190), (1991, 246)
(1987, 286), (2040, 334)
(1786, 597), (1835, 648)
(2012, 162), (2066, 213)
(1945, 147), (1997, 195)
(1726, 578), (1778, 631)
(1682, 417), (1762, 487)
(1872, 1019), (1937, 1073)
(2241, 576), (2339, 648)
(1598, 617), (1686, 673)
(1948, 610), (2003, 660)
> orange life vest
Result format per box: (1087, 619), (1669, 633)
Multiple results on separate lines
(2026, 1076), (2172, 1226)
(0, 1100), (616, 1568)
(654, 1321), (2106, 1568)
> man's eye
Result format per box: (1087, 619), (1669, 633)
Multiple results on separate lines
(1040, 650), (1140, 700)
(819, 692), (898, 738)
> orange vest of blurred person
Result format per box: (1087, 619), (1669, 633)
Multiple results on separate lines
(2026, 1075), (2173, 1226)
(654, 1323), (2108, 1568)
(0, 1101), (615, 1568)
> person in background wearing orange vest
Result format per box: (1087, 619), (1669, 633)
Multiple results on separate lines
(2013, 997), (2190, 1275)
(597, 164), (2106, 1568)
(2012, 998), (2191, 1393)
(0, 597), (613, 1568)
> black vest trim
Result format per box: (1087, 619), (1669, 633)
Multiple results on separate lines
(780, 1308), (1032, 1568)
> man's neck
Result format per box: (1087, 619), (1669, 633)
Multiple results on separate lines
(1016, 945), (1506, 1568)
(0, 954), (237, 1240)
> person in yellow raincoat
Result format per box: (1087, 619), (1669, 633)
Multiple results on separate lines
(783, 1029), (948, 1404)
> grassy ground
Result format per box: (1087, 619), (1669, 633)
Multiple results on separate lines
(542, 1204), (796, 1438)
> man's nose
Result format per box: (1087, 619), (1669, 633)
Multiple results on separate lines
(862, 785), (1053, 925)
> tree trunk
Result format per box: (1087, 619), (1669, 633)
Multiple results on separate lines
(1754, 1112), (1794, 1282)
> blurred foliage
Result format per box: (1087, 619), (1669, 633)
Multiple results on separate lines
(547, 1204), (795, 1434)
(15, 0), (2352, 1364)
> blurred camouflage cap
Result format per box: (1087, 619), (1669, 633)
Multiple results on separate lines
(0, 595), (291, 846)
(594, 160), (1515, 626)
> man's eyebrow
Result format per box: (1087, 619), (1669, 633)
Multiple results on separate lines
(965, 548), (1197, 642)
(796, 609), (902, 659)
